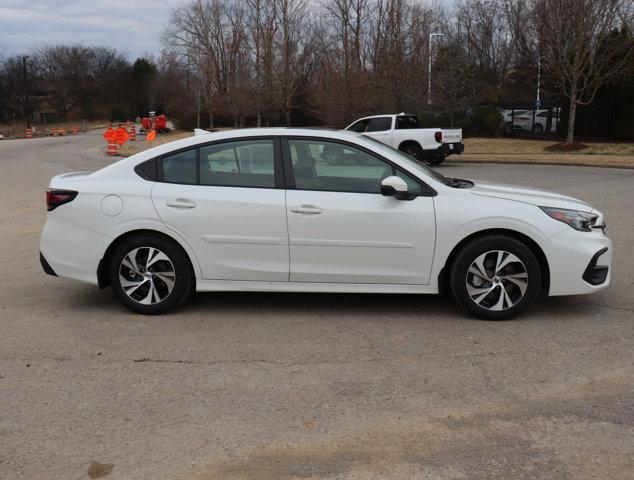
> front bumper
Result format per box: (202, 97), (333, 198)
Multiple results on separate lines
(546, 228), (612, 296)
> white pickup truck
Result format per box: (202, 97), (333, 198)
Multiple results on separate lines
(344, 113), (464, 165)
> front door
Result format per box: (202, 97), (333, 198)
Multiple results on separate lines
(283, 138), (436, 284)
(151, 138), (289, 281)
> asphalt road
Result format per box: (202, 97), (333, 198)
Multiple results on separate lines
(1, 132), (632, 480)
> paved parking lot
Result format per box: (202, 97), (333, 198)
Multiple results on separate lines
(1, 132), (632, 480)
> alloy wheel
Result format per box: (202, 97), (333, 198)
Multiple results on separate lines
(118, 247), (176, 305)
(465, 250), (528, 311)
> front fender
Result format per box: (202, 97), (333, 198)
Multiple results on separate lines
(430, 193), (566, 286)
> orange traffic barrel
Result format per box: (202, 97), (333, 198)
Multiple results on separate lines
(130, 125), (136, 141)
(26, 128), (32, 139)
(51, 127), (58, 137)
(107, 139), (118, 156)
(72, 126), (78, 134)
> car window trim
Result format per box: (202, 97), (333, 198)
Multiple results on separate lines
(152, 135), (285, 190)
(280, 135), (436, 197)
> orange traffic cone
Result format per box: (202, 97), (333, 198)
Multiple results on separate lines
(26, 128), (33, 139)
(130, 125), (136, 141)
(107, 139), (118, 156)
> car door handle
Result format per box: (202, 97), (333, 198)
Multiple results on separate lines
(166, 200), (196, 209)
(291, 205), (322, 215)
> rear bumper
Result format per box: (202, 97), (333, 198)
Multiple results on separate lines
(442, 142), (464, 156)
(40, 214), (111, 285)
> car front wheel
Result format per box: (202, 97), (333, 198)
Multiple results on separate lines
(109, 234), (193, 314)
(449, 235), (541, 320)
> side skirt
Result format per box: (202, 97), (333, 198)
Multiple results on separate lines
(195, 280), (438, 294)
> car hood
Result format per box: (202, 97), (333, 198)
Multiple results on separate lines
(469, 180), (593, 212)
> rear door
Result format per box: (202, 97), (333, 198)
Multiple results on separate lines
(362, 117), (394, 146)
(283, 137), (436, 284)
(151, 137), (289, 281)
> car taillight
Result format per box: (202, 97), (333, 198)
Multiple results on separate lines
(46, 189), (78, 211)
(435, 131), (442, 143)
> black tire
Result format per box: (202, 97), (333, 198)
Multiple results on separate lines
(399, 142), (423, 162)
(533, 123), (543, 133)
(109, 234), (193, 314)
(449, 235), (541, 320)
(428, 155), (445, 166)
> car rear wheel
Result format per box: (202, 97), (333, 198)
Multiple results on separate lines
(399, 142), (423, 162)
(449, 235), (541, 320)
(109, 234), (193, 314)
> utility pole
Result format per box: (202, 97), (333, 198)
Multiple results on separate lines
(427, 33), (444, 106)
(22, 55), (31, 128)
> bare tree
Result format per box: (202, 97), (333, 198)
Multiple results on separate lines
(518, 0), (632, 143)
(276, 0), (314, 125)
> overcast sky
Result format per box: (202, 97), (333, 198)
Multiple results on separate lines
(0, 0), (181, 59)
(0, 0), (455, 60)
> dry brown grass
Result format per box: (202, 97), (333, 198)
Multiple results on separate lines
(0, 120), (110, 138)
(455, 137), (634, 168)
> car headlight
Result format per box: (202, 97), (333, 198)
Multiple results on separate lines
(540, 207), (598, 232)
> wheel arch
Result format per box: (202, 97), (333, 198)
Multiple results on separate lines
(97, 229), (197, 289)
(437, 228), (550, 295)
(398, 139), (423, 153)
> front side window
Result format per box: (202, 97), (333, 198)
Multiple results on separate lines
(200, 139), (275, 188)
(288, 139), (420, 194)
(162, 149), (197, 184)
(366, 117), (392, 132)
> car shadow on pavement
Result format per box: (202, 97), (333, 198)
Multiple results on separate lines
(62, 283), (615, 323)
(184, 290), (459, 317)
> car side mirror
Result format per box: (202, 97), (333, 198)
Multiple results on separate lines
(381, 176), (409, 199)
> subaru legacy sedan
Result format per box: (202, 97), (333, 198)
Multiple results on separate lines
(40, 128), (611, 319)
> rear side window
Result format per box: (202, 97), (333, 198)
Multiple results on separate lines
(366, 117), (392, 132)
(199, 139), (275, 188)
(396, 116), (420, 129)
(161, 149), (197, 184)
(134, 158), (158, 181)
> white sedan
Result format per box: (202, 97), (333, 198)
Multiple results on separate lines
(40, 128), (611, 320)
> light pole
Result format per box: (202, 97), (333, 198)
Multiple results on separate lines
(22, 55), (31, 128)
(427, 33), (444, 106)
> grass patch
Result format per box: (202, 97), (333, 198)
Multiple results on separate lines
(457, 137), (634, 168)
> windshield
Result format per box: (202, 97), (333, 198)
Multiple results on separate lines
(359, 135), (453, 186)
